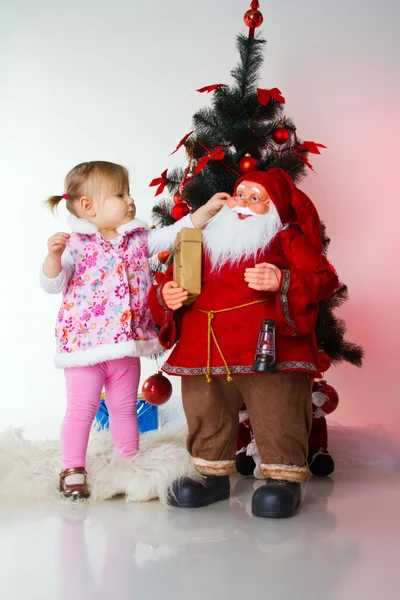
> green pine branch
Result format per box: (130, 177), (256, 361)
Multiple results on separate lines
(231, 34), (266, 97)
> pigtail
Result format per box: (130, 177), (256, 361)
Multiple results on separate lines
(46, 195), (65, 213)
(45, 160), (129, 218)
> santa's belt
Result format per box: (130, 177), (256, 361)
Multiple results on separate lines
(193, 299), (269, 383)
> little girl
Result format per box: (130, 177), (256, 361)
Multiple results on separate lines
(40, 160), (228, 499)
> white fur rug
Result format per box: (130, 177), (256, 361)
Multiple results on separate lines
(1, 422), (399, 505)
(0, 425), (200, 504)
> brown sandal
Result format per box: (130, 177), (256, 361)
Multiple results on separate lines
(59, 467), (90, 500)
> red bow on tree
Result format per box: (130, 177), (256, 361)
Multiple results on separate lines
(197, 84), (228, 94)
(195, 147), (226, 174)
(294, 152), (315, 171)
(257, 88), (285, 106)
(170, 131), (194, 155)
(149, 169), (168, 196)
(294, 140), (327, 172)
(296, 141), (327, 155)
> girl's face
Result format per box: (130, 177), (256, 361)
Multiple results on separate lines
(92, 184), (136, 231)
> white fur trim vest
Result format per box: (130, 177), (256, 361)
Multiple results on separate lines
(54, 218), (162, 368)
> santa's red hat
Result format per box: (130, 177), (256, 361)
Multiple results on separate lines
(234, 168), (322, 253)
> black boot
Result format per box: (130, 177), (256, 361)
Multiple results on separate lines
(235, 451), (256, 477)
(168, 475), (230, 508)
(252, 479), (301, 518)
(308, 451), (335, 477)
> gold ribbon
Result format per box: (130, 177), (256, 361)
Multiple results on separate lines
(193, 299), (269, 383)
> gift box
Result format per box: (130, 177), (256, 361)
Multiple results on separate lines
(95, 392), (159, 434)
(173, 227), (202, 306)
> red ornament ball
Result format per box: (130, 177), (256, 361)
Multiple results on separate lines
(312, 380), (339, 415)
(141, 372), (172, 406)
(173, 192), (182, 204)
(244, 9), (263, 29)
(239, 155), (258, 174)
(318, 351), (331, 373)
(272, 127), (290, 145)
(171, 201), (190, 221)
(157, 251), (170, 264)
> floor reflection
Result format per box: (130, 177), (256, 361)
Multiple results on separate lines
(54, 475), (359, 600)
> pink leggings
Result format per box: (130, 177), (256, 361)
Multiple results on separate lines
(61, 357), (140, 469)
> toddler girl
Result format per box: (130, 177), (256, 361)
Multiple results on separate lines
(40, 160), (228, 499)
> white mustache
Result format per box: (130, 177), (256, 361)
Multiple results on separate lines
(231, 206), (254, 216)
(203, 203), (282, 272)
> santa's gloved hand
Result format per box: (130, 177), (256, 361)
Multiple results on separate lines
(244, 262), (282, 291)
(162, 280), (188, 310)
(190, 193), (232, 227)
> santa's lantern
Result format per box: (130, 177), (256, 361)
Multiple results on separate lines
(252, 319), (277, 374)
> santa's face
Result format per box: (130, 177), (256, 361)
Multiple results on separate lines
(227, 181), (271, 217)
(202, 181), (282, 271)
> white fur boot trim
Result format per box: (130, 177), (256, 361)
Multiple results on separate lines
(193, 457), (235, 476)
(260, 463), (308, 483)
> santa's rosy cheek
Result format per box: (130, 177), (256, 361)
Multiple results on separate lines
(226, 197), (237, 209)
(249, 203), (270, 215)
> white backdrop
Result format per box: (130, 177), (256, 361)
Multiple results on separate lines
(1, 0), (399, 438)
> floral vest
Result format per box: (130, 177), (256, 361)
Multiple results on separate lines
(54, 226), (162, 368)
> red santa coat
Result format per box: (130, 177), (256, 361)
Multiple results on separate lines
(149, 225), (338, 378)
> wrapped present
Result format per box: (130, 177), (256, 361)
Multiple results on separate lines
(136, 395), (159, 433)
(173, 227), (202, 306)
(96, 393), (110, 429)
(95, 392), (158, 434)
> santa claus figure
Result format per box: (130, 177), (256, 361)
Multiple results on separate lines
(148, 167), (338, 518)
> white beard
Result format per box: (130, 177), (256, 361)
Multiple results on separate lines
(202, 203), (282, 270)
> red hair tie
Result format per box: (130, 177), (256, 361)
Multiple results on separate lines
(61, 193), (68, 200)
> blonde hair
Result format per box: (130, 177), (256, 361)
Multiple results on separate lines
(46, 161), (129, 215)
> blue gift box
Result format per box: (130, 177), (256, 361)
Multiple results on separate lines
(95, 393), (158, 434)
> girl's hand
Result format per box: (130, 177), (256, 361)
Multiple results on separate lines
(190, 193), (231, 228)
(43, 233), (70, 279)
(203, 193), (232, 218)
(244, 263), (282, 292)
(47, 233), (70, 260)
(162, 280), (188, 310)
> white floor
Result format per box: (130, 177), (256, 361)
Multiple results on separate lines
(1, 470), (399, 600)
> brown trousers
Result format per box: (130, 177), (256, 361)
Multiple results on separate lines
(181, 372), (312, 482)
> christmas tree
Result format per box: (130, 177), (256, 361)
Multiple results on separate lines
(149, 1), (363, 369)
